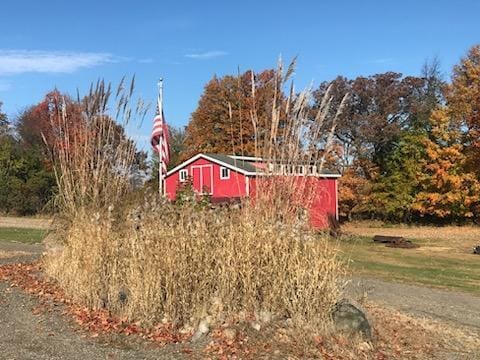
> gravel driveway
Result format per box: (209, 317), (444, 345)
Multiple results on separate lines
(347, 277), (480, 330)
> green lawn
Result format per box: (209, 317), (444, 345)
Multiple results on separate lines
(339, 235), (480, 295)
(0, 227), (46, 244)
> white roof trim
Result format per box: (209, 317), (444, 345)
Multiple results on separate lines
(166, 153), (341, 178)
(166, 153), (257, 177)
(230, 155), (263, 161)
(255, 173), (341, 178)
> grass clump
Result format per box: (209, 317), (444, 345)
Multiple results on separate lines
(45, 199), (342, 328)
(43, 62), (345, 332)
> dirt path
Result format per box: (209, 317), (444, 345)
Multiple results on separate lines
(0, 242), (44, 265)
(347, 278), (480, 331)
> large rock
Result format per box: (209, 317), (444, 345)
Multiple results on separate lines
(332, 299), (372, 339)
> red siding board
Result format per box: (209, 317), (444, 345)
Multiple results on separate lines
(308, 178), (337, 229)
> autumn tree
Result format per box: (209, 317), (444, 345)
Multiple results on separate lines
(337, 167), (370, 220)
(0, 101), (55, 215)
(313, 73), (416, 177)
(313, 63), (448, 221)
(16, 90), (85, 161)
(16, 89), (147, 185)
(361, 60), (446, 221)
(184, 70), (280, 158)
(448, 44), (480, 176)
(412, 108), (480, 221)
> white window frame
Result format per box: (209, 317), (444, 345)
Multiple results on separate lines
(179, 169), (188, 182)
(220, 166), (230, 180)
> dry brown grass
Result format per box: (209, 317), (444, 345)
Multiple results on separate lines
(45, 79), (145, 218)
(248, 59), (348, 226)
(44, 200), (342, 329)
(343, 221), (480, 255)
(42, 67), (346, 332)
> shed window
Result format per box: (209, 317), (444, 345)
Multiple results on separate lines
(179, 169), (188, 182)
(220, 167), (230, 179)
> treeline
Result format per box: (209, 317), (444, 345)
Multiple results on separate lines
(0, 90), (148, 215)
(183, 45), (480, 223)
(0, 99), (56, 215)
(2, 44), (480, 223)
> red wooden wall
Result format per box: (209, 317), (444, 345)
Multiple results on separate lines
(165, 157), (248, 201)
(165, 157), (338, 229)
(248, 176), (337, 229)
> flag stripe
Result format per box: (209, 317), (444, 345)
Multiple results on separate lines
(151, 108), (170, 176)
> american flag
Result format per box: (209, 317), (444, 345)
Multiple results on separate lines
(151, 84), (170, 184)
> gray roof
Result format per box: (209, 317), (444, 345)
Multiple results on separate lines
(204, 153), (258, 173)
(205, 154), (340, 176)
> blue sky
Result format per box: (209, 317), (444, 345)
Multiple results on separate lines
(0, 0), (479, 152)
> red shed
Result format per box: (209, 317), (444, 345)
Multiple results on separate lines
(165, 153), (340, 229)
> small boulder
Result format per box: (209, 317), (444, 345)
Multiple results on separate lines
(332, 299), (372, 339)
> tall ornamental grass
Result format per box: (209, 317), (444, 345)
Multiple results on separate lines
(44, 61), (346, 330)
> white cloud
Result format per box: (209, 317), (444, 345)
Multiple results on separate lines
(0, 50), (119, 75)
(184, 50), (228, 59)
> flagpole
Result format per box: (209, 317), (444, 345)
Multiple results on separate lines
(157, 78), (164, 196)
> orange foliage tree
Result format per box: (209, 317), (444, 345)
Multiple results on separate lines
(16, 90), (83, 156)
(183, 70), (280, 159)
(337, 167), (371, 220)
(448, 44), (480, 176)
(412, 108), (480, 221)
